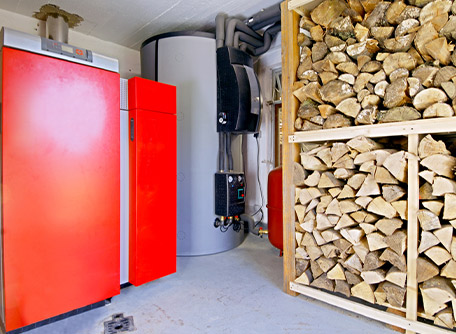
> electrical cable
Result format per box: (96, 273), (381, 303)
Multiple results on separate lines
(252, 135), (264, 227)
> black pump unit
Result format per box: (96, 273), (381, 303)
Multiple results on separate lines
(214, 172), (245, 217)
(216, 46), (260, 133)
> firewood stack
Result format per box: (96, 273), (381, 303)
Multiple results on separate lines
(294, 136), (409, 309)
(294, 0), (456, 131)
(417, 134), (456, 328)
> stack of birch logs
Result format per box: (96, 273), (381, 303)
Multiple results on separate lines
(294, 136), (410, 310)
(293, 134), (456, 328)
(417, 134), (456, 328)
(294, 0), (456, 131)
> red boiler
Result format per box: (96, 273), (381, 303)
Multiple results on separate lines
(267, 166), (283, 251)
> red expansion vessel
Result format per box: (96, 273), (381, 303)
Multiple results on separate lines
(267, 166), (283, 251)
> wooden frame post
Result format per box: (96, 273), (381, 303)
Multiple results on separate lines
(406, 134), (420, 334)
(281, 0), (300, 295)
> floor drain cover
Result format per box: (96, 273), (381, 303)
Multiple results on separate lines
(104, 313), (135, 333)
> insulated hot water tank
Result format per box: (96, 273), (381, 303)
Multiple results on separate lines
(141, 32), (245, 256)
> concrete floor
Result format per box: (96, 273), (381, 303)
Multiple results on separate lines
(27, 235), (395, 334)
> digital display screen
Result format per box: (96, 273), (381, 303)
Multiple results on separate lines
(61, 45), (73, 54)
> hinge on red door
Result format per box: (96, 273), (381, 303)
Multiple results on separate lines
(130, 118), (134, 141)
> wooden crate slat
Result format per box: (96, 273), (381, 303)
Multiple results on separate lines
(290, 282), (452, 334)
(406, 134), (420, 334)
(289, 118), (456, 144)
(288, 0), (324, 12)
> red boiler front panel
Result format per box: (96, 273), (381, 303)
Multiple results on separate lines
(2, 47), (120, 331)
(128, 77), (177, 286)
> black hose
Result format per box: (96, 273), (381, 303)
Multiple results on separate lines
(219, 132), (225, 171)
(249, 14), (281, 31)
(245, 3), (281, 29)
(225, 18), (262, 47)
(233, 31), (264, 49)
(226, 133), (233, 171)
(253, 22), (281, 56)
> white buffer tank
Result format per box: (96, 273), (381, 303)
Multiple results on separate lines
(141, 32), (245, 256)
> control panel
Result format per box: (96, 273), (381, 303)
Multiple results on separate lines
(214, 172), (245, 217)
(41, 37), (93, 62)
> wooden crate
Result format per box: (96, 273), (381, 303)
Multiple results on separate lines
(281, 1), (456, 333)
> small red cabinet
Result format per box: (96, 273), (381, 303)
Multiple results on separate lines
(128, 77), (177, 286)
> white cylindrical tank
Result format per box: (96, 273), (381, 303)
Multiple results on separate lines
(141, 32), (245, 256)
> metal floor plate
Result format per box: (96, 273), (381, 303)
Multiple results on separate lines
(104, 313), (135, 334)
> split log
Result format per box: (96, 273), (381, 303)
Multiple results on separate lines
(374, 283), (387, 304)
(361, 269), (386, 284)
(412, 88), (448, 110)
(420, 154), (456, 178)
(335, 213), (357, 230)
(327, 263), (346, 280)
(347, 173), (367, 189)
(351, 281), (375, 303)
(386, 267), (407, 288)
(356, 174), (380, 196)
(355, 196), (373, 209)
(433, 225), (453, 252)
(424, 246), (452, 266)
(417, 209), (441, 231)
(311, 273), (335, 292)
(420, 277), (456, 316)
(375, 218), (403, 236)
(318, 171), (343, 188)
(422, 200), (444, 216)
(384, 230), (407, 255)
(383, 151), (408, 182)
(366, 232), (388, 251)
(295, 205), (307, 224)
(417, 257), (440, 283)
(321, 243), (340, 258)
(338, 184), (356, 198)
(443, 194), (456, 220)
(346, 271), (363, 285)
(382, 185), (406, 202)
(391, 200), (407, 220)
(383, 282), (406, 307)
(305, 171), (321, 187)
(418, 231), (441, 253)
(296, 269), (313, 285)
(441, 260), (456, 279)
(380, 248), (407, 272)
(363, 251), (385, 271)
(434, 308), (454, 329)
(374, 167), (399, 184)
(340, 228), (365, 245)
(335, 280), (351, 297)
(419, 170), (435, 184)
(300, 153), (329, 171)
(334, 168), (355, 180)
(310, 260), (324, 279)
(347, 136), (382, 153)
(367, 196), (397, 218)
(432, 177), (456, 196)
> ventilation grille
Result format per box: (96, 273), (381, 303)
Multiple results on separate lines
(120, 79), (128, 110)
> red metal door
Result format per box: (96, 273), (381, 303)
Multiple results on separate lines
(129, 78), (176, 286)
(2, 47), (120, 331)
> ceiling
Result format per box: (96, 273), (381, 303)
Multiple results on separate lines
(0, 0), (282, 50)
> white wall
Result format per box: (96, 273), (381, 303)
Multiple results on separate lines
(244, 33), (282, 224)
(0, 8), (140, 79)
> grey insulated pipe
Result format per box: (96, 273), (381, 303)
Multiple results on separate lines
(226, 133), (234, 171)
(253, 22), (281, 56)
(225, 18), (262, 47)
(216, 13), (226, 49)
(245, 3), (281, 30)
(219, 132), (226, 171)
(233, 31), (263, 49)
